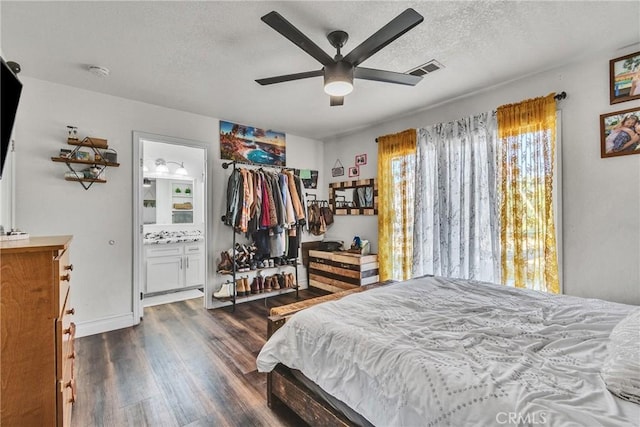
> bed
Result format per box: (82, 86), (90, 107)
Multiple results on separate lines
(257, 275), (640, 426)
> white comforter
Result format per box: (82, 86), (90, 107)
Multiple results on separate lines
(257, 276), (640, 426)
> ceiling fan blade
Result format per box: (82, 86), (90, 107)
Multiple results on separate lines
(355, 67), (422, 86)
(343, 8), (424, 67)
(330, 96), (344, 106)
(261, 11), (334, 66)
(256, 70), (324, 85)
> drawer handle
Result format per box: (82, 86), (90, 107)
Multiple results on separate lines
(64, 323), (76, 336)
(61, 273), (71, 282)
(67, 378), (77, 403)
(64, 264), (74, 271)
(66, 308), (75, 316)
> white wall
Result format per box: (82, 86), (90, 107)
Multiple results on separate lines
(324, 48), (640, 305)
(13, 77), (324, 335)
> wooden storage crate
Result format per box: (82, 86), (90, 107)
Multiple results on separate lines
(308, 250), (379, 293)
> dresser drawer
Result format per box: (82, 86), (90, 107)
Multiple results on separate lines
(56, 248), (72, 315)
(56, 292), (75, 381)
(56, 354), (75, 427)
(56, 295), (75, 427)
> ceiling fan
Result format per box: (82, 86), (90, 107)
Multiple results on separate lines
(256, 8), (424, 106)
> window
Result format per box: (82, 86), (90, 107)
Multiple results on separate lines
(497, 94), (560, 293)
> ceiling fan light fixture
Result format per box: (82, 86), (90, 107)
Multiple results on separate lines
(324, 62), (354, 97)
(324, 80), (353, 97)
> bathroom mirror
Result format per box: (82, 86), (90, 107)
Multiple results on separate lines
(143, 177), (196, 225)
(329, 178), (378, 215)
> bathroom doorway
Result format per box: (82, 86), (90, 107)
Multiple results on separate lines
(133, 132), (208, 322)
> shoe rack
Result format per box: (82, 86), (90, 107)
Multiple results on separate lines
(216, 160), (300, 311)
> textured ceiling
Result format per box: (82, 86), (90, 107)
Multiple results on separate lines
(2, 1), (639, 140)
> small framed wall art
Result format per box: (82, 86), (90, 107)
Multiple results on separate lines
(600, 106), (640, 158)
(355, 153), (367, 165)
(348, 165), (359, 177)
(609, 51), (640, 105)
(332, 159), (344, 177)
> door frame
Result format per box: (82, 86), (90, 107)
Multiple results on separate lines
(132, 131), (208, 323)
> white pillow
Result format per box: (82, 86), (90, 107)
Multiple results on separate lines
(602, 308), (640, 404)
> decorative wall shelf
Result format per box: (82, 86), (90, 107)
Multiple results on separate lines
(51, 136), (119, 190)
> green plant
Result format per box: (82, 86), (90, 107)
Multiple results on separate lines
(175, 188), (182, 193)
(185, 188), (191, 194)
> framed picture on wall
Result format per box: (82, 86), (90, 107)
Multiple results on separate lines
(600, 106), (640, 158)
(355, 153), (367, 165)
(609, 51), (640, 104)
(219, 120), (286, 166)
(348, 165), (359, 177)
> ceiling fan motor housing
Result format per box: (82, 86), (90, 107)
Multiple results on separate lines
(324, 61), (354, 96)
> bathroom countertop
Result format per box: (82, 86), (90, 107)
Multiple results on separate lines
(144, 230), (204, 245)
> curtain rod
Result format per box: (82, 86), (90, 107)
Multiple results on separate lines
(374, 91), (567, 143)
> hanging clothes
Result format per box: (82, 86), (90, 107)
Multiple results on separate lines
(224, 168), (243, 229)
(223, 166), (308, 259)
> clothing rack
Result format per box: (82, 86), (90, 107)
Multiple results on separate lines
(222, 160), (286, 171)
(219, 160), (300, 311)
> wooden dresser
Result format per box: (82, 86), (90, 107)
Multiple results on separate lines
(1, 236), (76, 427)
(308, 250), (379, 293)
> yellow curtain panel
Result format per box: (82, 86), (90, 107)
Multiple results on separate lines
(497, 93), (559, 293)
(377, 129), (416, 281)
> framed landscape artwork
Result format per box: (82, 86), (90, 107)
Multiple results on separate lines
(609, 51), (640, 104)
(600, 106), (640, 158)
(220, 120), (286, 166)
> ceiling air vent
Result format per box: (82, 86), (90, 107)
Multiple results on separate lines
(408, 59), (444, 77)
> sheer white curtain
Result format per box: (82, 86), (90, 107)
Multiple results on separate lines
(413, 112), (500, 282)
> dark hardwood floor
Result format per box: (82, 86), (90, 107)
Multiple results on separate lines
(72, 289), (328, 427)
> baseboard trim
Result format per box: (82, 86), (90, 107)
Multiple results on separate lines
(75, 313), (134, 338)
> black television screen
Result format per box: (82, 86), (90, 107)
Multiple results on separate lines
(1, 57), (23, 180)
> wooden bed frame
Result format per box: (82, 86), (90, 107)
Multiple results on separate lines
(265, 282), (392, 426)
